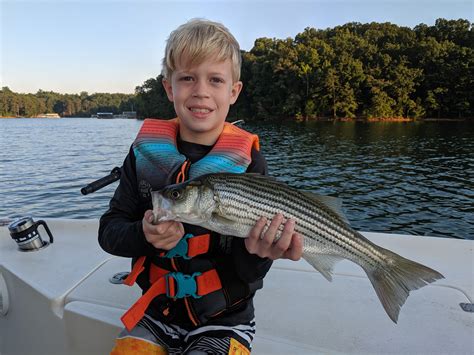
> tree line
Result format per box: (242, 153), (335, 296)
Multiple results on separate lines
(0, 88), (135, 118)
(1, 19), (472, 120)
(137, 18), (473, 120)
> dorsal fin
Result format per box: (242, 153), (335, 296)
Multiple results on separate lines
(301, 191), (350, 225)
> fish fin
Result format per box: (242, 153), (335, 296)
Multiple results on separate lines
(365, 248), (444, 323)
(301, 192), (350, 225)
(303, 253), (344, 281)
(211, 213), (237, 225)
(207, 213), (243, 236)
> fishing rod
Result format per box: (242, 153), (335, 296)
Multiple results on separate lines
(80, 166), (122, 195)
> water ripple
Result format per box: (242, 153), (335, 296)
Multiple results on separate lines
(0, 118), (473, 240)
(255, 120), (473, 240)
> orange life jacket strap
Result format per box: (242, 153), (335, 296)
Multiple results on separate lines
(188, 234), (211, 257)
(158, 233), (211, 259)
(196, 269), (222, 296)
(122, 256), (146, 286)
(121, 269), (223, 331)
(149, 264), (170, 284)
(121, 276), (167, 331)
(176, 159), (191, 183)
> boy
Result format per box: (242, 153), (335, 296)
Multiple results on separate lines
(99, 19), (302, 354)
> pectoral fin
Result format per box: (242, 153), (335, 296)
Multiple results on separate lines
(210, 212), (236, 225)
(207, 213), (241, 236)
(303, 253), (344, 281)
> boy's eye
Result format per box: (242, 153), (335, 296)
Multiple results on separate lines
(210, 77), (224, 84)
(180, 76), (193, 81)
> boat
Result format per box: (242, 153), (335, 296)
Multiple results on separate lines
(96, 112), (114, 119)
(113, 111), (137, 119)
(93, 111), (137, 119)
(0, 218), (472, 354)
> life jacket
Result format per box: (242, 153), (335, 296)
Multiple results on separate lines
(121, 118), (261, 331)
(133, 117), (260, 197)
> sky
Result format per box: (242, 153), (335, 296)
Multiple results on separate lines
(1, 0), (472, 95)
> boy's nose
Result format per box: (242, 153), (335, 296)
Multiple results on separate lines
(192, 81), (210, 98)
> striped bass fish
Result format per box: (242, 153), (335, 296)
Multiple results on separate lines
(152, 172), (444, 323)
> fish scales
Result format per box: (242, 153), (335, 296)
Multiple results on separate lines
(218, 177), (378, 265)
(223, 174), (346, 234)
(219, 176), (335, 232)
(155, 172), (444, 323)
(212, 174), (382, 266)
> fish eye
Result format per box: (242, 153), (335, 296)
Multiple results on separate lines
(169, 189), (181, 200)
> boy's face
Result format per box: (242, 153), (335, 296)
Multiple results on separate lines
(162, 57), (242, 145)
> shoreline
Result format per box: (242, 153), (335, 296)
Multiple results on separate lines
(277, 117), (472, 122)
(1, 116), (471, 122)
(0, 116), (62, 119)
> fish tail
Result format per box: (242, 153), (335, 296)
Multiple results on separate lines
(365, 249), (444, 323)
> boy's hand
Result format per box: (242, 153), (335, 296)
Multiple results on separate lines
(142, 210), (184, 250)
(245, 213), (303, 261)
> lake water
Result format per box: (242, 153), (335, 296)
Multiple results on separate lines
(0, 118), (472, 240)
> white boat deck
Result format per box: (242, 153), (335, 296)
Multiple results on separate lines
(0, 219), (473, 354)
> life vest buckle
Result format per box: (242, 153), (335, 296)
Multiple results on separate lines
(163, 233), (193, 259)
(166, 272), (202, 299)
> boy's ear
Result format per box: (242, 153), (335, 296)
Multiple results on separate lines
(230, 81), (243, 105)
(162, 78), (174, 102)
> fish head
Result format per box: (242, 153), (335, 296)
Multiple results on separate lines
(152, 179), (216, 224)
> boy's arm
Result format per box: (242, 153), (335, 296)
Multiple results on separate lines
(98, 147), (157, 257)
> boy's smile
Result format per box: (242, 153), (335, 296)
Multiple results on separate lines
(163, 57), (242, 145)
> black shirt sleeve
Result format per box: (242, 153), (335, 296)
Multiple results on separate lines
(231, 147), (273, 283)
(98, 146), (157, 257)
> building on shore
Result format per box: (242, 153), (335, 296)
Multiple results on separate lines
(35, 113), (61, 118)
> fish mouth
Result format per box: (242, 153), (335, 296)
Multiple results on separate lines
(151, 191), (204, 224)
(151, 192), (176, 223)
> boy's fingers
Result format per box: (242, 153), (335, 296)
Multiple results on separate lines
(157, 239), (181, 251)
(157, 222), (183, 239)
(262, 214), (283, 245)
(148, 224), (184, 250)
(155, 220), (176, 234)
(245, 217), (267, 252)
(282, 233), (303, 261)
(167, 222), (184, 240)
(144, 210), (154, 223)
(142, 210), (153, 231)
(176, 221), (185, 236)
(273, 218), (294, 254)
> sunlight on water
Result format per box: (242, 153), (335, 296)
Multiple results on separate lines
(0, 118), (472, 239)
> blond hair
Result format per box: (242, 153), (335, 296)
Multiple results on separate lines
(162, 19), (241, 82)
